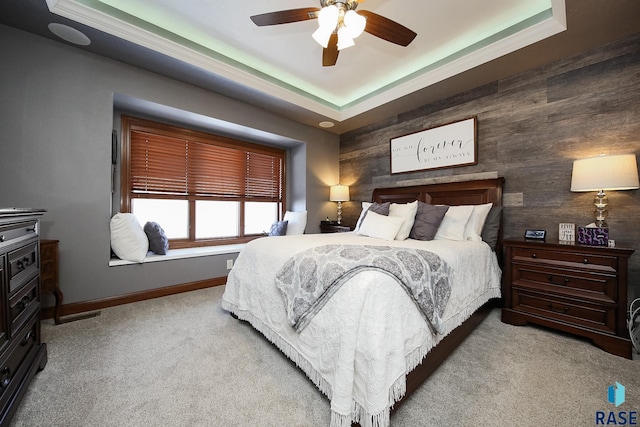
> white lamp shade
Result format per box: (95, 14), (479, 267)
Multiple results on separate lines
(329, 185), (350, 202)
(312, 26), (333, 48)
(571, 154), (639, 192)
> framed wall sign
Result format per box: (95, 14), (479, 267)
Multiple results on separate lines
(390, 116), (477, 174)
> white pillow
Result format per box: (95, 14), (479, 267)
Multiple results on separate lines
(433, 205), (474, 241)
(389, 200), (418, 240)
(283, 211), (307, 235)
(355, 202), (372, 231)
(110, 213), (149, 263)
(357, 211), (405, 241)
(463, 203), (493, 242)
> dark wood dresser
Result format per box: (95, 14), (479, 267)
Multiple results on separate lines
(502, 239), (635, 359)
(0, 209), (47, 426)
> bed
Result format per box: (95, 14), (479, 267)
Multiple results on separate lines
(222, 178), (504, 427)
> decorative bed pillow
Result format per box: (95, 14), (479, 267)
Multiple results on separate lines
(355, 202), (390, 231)
(284, 211), (307, 235)
(463, 203), (493, 242)
(389, 200), (418, 240)
(409, 202), (449, 241)
(268, 220), (288, 236)
(354, 202), (372, 231)
(433, 205), (475, 241)
(143, 221), (169, 255)
(357, 211), (404, 241)
(110, 213), (148, 263)
(481, 206), (503, 250)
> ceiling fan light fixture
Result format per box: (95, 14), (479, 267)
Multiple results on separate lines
(317, 4), (339, 29)
(343, 10), (366, 39)
(312, 26), (333, 48)
(337, 27), (355, 50)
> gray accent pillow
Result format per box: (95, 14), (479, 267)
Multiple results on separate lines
(481, 206), (503, 250)
(143, 221), (169, 255)
(409, 202), (449, 241)
(269, 220), (288, 236)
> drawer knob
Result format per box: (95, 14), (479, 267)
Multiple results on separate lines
(20, 331), (34, 347)
(17, 295), (32, 311)
(583, 258), (589, 264)
(531, 253), (537, 259)
(0, 367), (10, 388)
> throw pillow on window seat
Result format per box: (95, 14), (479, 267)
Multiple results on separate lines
(144, 221), (169, 254)
(268, 220), (288, 236)
(110, 213), (149, 263)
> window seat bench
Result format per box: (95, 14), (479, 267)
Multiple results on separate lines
(109, 244), (246, 267)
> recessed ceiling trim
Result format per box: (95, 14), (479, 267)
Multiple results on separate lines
(342, 1), (567, 119)
(46, 0), (566, 123)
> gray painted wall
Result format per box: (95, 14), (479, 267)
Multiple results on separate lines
(0, 25), (340, 305)
(339, 34), (640, 303)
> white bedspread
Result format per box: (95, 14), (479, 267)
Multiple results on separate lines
(221, 232), (502, 427)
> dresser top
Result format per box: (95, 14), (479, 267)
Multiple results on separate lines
(0, 208), (46, 217)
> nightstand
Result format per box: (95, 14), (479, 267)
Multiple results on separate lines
(502, 239), (635, 359)
(320, 221), (351, 233)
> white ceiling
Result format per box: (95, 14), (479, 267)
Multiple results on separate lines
(44, 0), (566, 123)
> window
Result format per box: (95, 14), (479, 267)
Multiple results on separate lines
(120, 116), (285, 248)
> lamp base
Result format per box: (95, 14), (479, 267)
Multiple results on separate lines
(336, 201), (342, 224)
(593, 190), (608, 228)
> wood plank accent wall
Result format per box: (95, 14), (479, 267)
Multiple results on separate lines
(339, 34), (640, 302)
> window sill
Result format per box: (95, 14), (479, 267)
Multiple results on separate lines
(109, 244), (246, 267)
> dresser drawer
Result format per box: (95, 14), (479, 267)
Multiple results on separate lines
(512, 263), (617, 303)
(0, 220), (37, 248)
(512, 289), (616, 334)
(0, 316), (39, 411)
(8, 241), (38, 294)
(511, 247), (617, 272)
(9, 276), (39, 337)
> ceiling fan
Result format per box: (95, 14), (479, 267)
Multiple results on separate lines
(250, 0), (417, 67)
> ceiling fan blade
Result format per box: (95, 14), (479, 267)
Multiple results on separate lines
(322, 33), (339, 67)
(250, 8), (319, 26)
(358, 10), (417, 47)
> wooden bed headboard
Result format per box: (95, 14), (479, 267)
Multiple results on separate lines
(371, 177), (504, 207)
(372, 178), (505, 261)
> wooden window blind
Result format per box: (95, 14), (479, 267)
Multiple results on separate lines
(120, 116), (286, 247)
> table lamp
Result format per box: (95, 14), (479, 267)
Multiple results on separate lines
(329, 185), (349, 224)
(570, 154), (639, 227)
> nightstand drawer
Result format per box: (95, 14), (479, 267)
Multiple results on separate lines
(512, 247), (617, 272)
(512, 289), (616, 334)
(512, 264), (616, 303)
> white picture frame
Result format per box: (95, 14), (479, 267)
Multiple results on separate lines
(390, 117), (477, 174)
(559, 223), (575, 242)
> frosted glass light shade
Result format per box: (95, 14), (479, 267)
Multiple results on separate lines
(337, 27), (355, 50)
(571, 154), (639, 192)
(329, 185), (350, 202)
(343, 10), (366, 38)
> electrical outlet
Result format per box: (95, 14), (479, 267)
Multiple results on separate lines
(226, 259), (233, 270)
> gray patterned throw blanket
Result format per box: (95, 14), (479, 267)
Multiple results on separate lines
(275, 244), (452, 334)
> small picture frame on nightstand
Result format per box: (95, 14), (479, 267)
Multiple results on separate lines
(524, 229), (546, 241)
(559, 223), (575, 242)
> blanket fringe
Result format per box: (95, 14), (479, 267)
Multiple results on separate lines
(222, 286), (501, 427)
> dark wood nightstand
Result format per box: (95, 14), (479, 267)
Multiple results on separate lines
(320, 221), (351, 233)
(502, 239), (635, 358)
